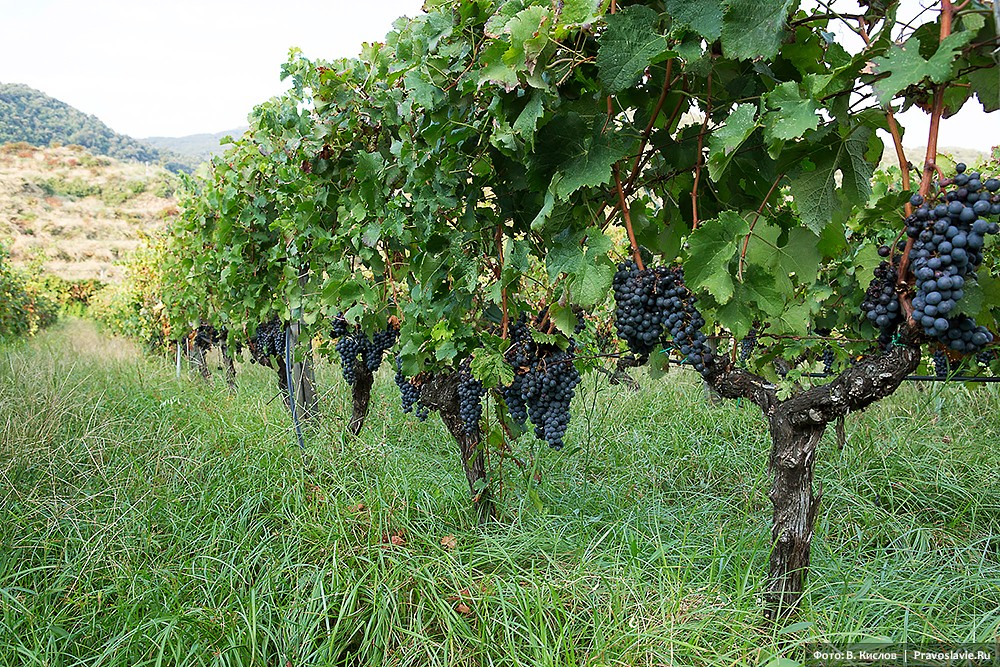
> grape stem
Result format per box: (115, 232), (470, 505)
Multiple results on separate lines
(691, 71), (713, 231)
(738, 172), (785, 281)
(624, 60), (674, 190)
(614, 165), (645, 270)
(896, 0), (952, 322)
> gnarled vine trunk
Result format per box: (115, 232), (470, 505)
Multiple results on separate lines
(186, 338), (212, 381)
(220, 342), (237, 392)
(708, 341), (922, 618)
(419, 372), (494, 525)
(349, 366), (373, 435)
(764, 414), (825, 617)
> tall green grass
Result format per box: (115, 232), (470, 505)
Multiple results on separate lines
(1, 321), (998, 666)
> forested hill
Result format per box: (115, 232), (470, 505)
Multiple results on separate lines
(0, 83), (197, 173)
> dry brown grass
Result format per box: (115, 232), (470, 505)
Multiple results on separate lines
(0, 143), (178, 281)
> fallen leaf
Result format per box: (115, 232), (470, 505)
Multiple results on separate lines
(455, 602), (472, 615)
(440, 534), (457, 551)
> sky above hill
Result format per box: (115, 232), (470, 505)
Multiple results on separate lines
(0, 0), (997, 151)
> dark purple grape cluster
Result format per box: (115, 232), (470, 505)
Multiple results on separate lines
(905, 164), (999, 353)
(194, 324), (223, 350)
(335, 335), (363, 384)
(860, 258), (903, 348)
(738, 326), (758, 363)
(521, 348), (579, 449)
(456, 359), (486, 436)
(331, 314), (349, 338)
(977, 349), (997, 368)
(394, 356), (428, 421)
(501, 314), (580, 449)
(330, 315), (399, 385)
(250, 318), (285, 364)
(500, 314), (532, 424)
(612, 261), (717, 375)
(822, 346), (835, 374)
(932, 349), (950, 379)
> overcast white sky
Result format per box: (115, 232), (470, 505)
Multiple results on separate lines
(0, 1), (425, 138)
(0, 0), (997, 150)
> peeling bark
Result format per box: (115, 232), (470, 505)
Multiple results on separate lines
(419, 372), (494, 524)
(220, 342), (237, 392)
(349, 366), (373, 436)
(764, 414), (824, 618)
(187, 339), (212, 381)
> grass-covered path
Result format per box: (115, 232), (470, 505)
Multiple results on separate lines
(1, 321), (998, 666)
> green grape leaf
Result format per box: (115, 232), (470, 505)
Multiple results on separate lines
(504, 6), (551, 76)
(962, 281), (984, 317)
(479, 40), (521, 91)
(548, 302), (580, 337)
(745, 221), (822, 287)
(597, 5), (675, 93)
(513, 93), (546, 150)
(716, 265), (786, 329)
(788, 127), (875, 234)
(871, 31), (974, 105)
(762, 81), (820, 144)
(685, 211), (750, 304)
(471, 345), (515, 388)
(968, 66), (1000, 113)
(571, 259), (616, 307)
(554, 133), (631, 200)
(531, 330), (567, 347)
(554, 0), (606, 35)
(546, 228), (615, 307)
(707, 103), (758, 181)
(720, 0), (796, 61)
(664, 0), (723, 41)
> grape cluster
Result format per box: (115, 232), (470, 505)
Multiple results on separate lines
(394, 355), (428, 421)
(905, 164), (1000, 353)
(335, 335), (363, 384)
(501, 314), (580, 449)
(822, 346), (835, 374)
(860, 258), (904, 348)
(612, 261), (716, 375)
(194, 324), (223, 350)
(250, 319), (285, 364)
(330, 315), (399, 385)
(456, 359), (486, 436)
(932, 349), (950, 379)
(738, 326), (758, 363)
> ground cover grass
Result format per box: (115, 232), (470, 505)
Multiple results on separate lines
(1, 320), (998, 666)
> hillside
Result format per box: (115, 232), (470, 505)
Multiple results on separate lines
(143, 127), (245, 162)
(0, 143), (178, 281)
(0, 83), (198, 173)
